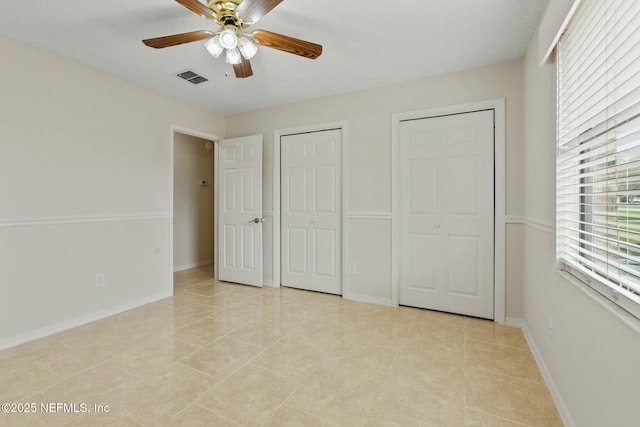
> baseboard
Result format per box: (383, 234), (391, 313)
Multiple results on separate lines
(505, 317), (524, 328)
(343, 292), (396, 307)
(263, 279), (277, 288)
(521, 321), (575, 427)
(173, 258), (213, 272)
(0, 290), (173, 351)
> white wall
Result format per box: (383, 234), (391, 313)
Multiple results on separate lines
(522, 28), (640, 427)
(226, 60), (525, 317)
(173, 134), (214, 271)
(0, 37), (225, 347)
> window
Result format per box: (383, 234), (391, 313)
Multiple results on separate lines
(557, 0), (640, 318)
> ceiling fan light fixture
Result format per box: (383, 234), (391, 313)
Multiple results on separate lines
(204, 36), (224, 57)
(219, 28), (238, 49)
(225, 47), (242, 65)
(238, 36), (258, 59)
(142, 0), (324, 78)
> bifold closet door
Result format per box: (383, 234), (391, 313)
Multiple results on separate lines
(399, 110), (495, 319)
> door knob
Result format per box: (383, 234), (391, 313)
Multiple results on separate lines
(249, 218), (264, 224)
(311, 219), (316, 224)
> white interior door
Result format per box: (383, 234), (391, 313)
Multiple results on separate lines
(281, 129), (342, 295)
(399, 110), (494, 319)
(217, 135), (263, 287)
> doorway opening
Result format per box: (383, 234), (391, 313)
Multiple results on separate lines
(170, 126), (220, 292)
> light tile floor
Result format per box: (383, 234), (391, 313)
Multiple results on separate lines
(0, 265), (562, 426)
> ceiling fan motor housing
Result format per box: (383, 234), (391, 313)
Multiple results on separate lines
(209, 1), (242, 22)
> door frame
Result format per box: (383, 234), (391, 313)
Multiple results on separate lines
(391, 99), (506, 324)
(169, 125), (221, 291)
(273, 121), (349, 293)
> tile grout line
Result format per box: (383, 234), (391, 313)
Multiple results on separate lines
(466, 336), (531, 351)
(257, 382), (305, 427)
(173, 402), (240, 426)
(463, 326), (468, 419)
(465, 364), (546, 385)
(467, 407), (533, 426)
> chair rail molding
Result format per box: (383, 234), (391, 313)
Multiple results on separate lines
(0, 213), (169, 229)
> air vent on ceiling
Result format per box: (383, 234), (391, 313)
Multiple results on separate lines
(176, 70), (208, 85)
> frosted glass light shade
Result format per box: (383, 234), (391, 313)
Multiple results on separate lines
(204, 36), (224, 57)
(225, 47), (242, 64)
(219, 29), (238, 49)
(238, 36), (257, 59)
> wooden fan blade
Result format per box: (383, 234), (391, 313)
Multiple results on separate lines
(143, 30), (215, 48)
(175, 0), (216, 19)
(236, 0), (282, 25)
(233, 57), (254, 78)
(252, 30), (322, 59)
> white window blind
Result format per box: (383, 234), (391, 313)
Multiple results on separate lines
(557, 0), (640, 318)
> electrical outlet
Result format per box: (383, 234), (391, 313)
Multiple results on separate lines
(348, 262), (356, 274)
(548, 317), (554, 342)
(95, 274), (106, 288)
(155, 198), (167, 209)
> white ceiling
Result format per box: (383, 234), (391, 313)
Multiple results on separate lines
(0, 0), (546, 116)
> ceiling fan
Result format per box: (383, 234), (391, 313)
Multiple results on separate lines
(142, 0), (323, 78)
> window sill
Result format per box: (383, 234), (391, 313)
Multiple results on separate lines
(557, 269), (640, 335)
